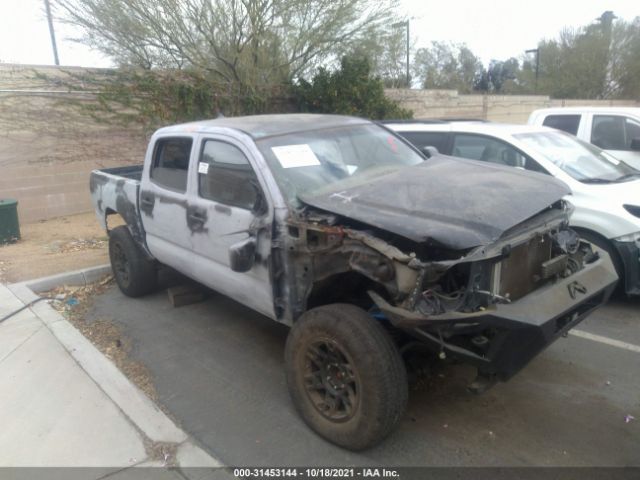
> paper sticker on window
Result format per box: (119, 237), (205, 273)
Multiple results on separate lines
(272, 144), (321, 168)
(198, 162), (209, 174)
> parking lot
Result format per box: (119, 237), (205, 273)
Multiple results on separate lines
(85, 282), (640, 467)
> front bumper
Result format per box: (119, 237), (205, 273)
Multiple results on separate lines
(612, 239), (640, 296)
(373, 252), (618, 381)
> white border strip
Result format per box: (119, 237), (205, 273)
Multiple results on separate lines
(570, 329), (640, 354)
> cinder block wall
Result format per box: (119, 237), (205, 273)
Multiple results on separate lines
(385, 89), (640, 122)
(0, 64), (149, 223)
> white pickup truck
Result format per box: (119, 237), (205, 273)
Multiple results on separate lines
(90, 114), (617, 450)
(528, 107), (640, 170)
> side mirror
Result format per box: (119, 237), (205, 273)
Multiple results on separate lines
(421, 145), (439, 159)
(630, 138), (640, 151)
(229, 237), (256, 273)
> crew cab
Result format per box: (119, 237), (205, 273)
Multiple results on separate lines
(90, 114), (617, 450)
(528, 107), (640, 170)
(385, 120), (640, 296)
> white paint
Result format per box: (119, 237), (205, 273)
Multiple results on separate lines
(272, 144), (320, 168)
(570, 329), (640, 354)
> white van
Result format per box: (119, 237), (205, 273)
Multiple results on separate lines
(385, 120), (640, 296)
(528, 107), (640, 170)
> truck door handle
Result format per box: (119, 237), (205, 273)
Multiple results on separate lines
(140, 196), (154, 206)
(188, 212), (206, 221)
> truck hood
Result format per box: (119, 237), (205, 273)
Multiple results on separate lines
(299, 155), (570, 250)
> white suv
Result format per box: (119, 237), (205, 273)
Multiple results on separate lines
(528, 107), (640, 170)
(385, 120), (640, 296)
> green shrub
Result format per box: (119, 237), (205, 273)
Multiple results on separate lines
(295, 56), (413, 120)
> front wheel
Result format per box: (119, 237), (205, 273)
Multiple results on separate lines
(284, 304), (408, 450)
(109, 226), (158, 297)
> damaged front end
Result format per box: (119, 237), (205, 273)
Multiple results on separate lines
(284, 201), (618, 388)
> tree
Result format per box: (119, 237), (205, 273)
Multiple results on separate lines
(609, 17), (640, 99)
(52, 0), (398, 87)
(295, 56), (412, 119)
(351, 25), (410, 88)
(474, 57), (521, 93)
(525, 12), (640, 99)
(412, 41), (482, 93)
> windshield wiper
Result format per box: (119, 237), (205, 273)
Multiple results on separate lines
(580, 177), (615, 184)
(614, 173), (640, 182)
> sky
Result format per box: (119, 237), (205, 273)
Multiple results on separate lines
(0, 0), (637, 68)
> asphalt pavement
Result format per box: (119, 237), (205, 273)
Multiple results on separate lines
(86, 284), (640, 467)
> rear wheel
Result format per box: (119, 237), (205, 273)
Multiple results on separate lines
(285, 304), (408, 450)
(109, 226), (158, 297)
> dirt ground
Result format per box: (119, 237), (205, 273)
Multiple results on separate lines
(0, 211), (109, 283)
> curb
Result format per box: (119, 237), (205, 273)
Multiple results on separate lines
(7, 265), (224, 469)
(11, 264), (113, 294)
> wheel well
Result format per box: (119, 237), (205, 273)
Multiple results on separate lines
(305, 271), (384, 312)
(105, 209), (127, 233)
(572, 227), (624, 286)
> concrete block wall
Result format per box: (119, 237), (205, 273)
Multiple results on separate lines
(385, 89), (640, 123)
(0, 64), (148, 224)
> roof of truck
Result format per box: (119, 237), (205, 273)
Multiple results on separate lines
(155, 114), (370, 139)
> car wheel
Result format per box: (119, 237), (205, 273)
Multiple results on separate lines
(109, 226), (158, 297)
(284, 303), (408, 450)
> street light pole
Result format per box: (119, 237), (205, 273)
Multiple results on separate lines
(405, 20), (410, 87)
(525, 48), (539, 93)
(44, 0), (60, 65)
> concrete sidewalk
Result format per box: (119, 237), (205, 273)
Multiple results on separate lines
(0, 268), (224, 477)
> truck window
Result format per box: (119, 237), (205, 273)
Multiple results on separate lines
(542, 114), (581, 135)
(397, 131), (450, 154)
(150, 137), (193, 192)
(624, 117), (640, 148)
(590, 115), (640, 151)
(198, 140), (261, 210)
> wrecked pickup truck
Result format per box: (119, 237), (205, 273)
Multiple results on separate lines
(90, 114), (618, 450)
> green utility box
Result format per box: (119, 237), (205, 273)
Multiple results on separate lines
(0, 199), (21, 244)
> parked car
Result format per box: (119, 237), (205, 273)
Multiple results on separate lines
(385, 120), (640, 296)
(528, 107), (640, 170)
(91, 114), (617, 450)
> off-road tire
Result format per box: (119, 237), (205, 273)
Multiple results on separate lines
(109, 226), (158, 297)
(285, 303), (408, 450)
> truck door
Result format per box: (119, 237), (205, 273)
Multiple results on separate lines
(589, 114), (640, 169)
(186, 135), (275, 319)
(140, 136), (196, 271)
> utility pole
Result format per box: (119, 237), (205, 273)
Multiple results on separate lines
(525, 48), (539, 93)
(44, 0), (60, 65)
(406, 20), (410, 88)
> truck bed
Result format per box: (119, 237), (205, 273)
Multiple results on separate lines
(90, 165), (146, 243)
(96, 165), (144, 181)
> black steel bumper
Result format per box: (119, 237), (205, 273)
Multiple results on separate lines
(612, 239), (640, 296)
(373, 253), (618, 381)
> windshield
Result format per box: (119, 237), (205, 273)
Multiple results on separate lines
(513, 130), (639, 184)
(256, 124), (425, 206)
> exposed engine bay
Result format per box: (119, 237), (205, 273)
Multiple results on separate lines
(280, 199), (617, 385)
